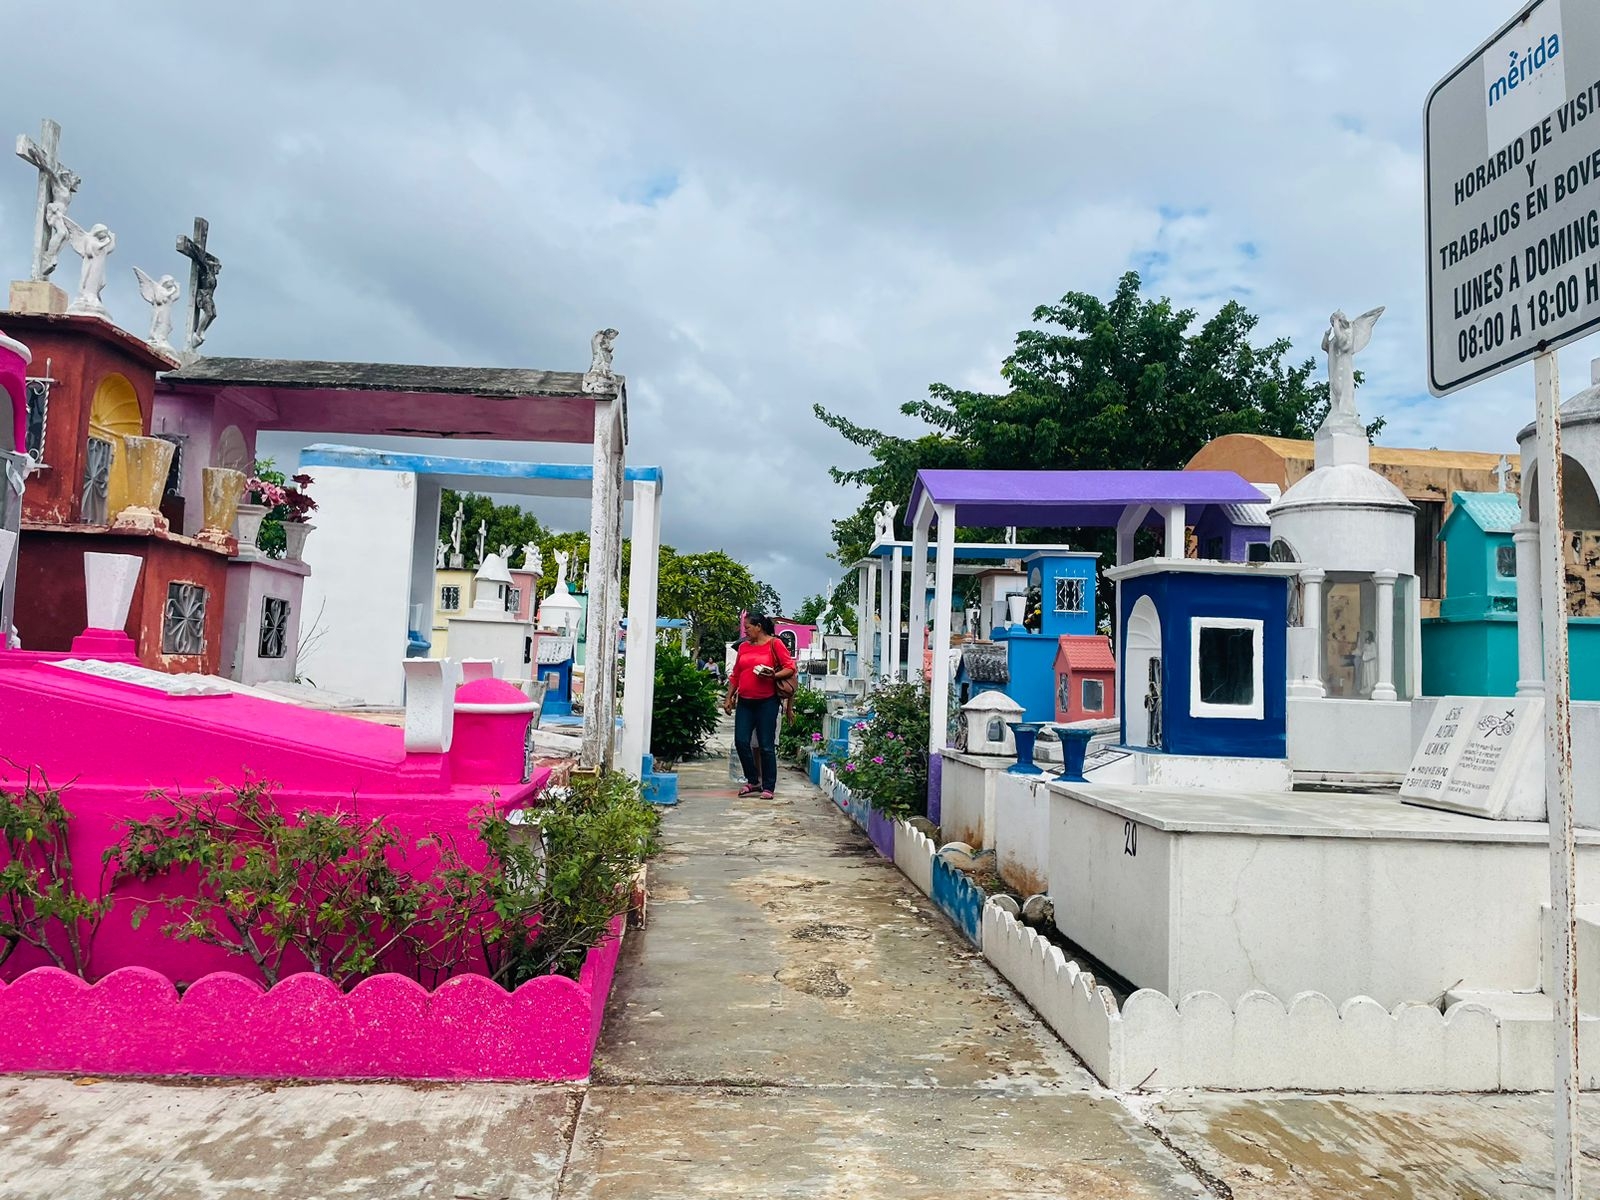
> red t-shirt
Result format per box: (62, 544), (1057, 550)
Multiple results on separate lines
(732, 638), (795, 700)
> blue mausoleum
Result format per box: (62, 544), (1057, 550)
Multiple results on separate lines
(1109, 560), (1297, 761)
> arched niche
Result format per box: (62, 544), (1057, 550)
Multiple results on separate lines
(86, 373), (142, 523)
(1523, 454), (1600, 528)
(1124, 594), (1162, 748)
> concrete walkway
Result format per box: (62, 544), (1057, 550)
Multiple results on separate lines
(1, 751), (1597, 1197)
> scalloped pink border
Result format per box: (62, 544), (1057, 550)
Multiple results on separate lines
(0, 915), (625, 1081)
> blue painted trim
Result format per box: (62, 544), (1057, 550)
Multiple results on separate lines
(299, 443), (664, 485)
(931, 856), (984, 946)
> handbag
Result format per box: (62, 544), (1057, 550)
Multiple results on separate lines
(771, 642), (797, 699)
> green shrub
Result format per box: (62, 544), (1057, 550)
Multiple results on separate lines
(839, 680), (930, 820)
(778, 687), (829, 762)
(0, 773), (107, 977)
(650, 649), (721, 764)
(471, 770), (660, 985)
(108, 771), (660, 988)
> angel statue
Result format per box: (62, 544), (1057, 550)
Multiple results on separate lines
(132, 267), (181, 352)
(582, 328), (619, 394)
(552, 549), (570, 594)
(63, 218), (115, 317)
(499, 543), (515, 562)
(521, 541), (542, 575)
(435, 540), (447, 569)
(874, 498), (896, 544)
(1321, 306), (1384, 426)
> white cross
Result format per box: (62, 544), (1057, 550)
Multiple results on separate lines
(1495, 454), (1513, 493)
(14, 118), (75, 282)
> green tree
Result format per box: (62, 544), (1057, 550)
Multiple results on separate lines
(657, 549), (763, 661)
(438, 490), (547, 567)
(792, 593), (828, 625)
(816, 271), (1381, 570)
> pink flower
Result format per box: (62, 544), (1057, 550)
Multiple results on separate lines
(872, 756), (884, 765)
(140, 843), (157, 855)
(811, 733), (822, 742)
(845, 763), (857, 772)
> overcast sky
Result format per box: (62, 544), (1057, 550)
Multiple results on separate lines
(2, 2), (1567, 609)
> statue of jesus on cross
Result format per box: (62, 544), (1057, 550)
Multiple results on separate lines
(176, 217), (223, 353)
(14, 118), (81, 282)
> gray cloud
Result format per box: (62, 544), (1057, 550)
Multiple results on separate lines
(1, 1), (1557, 606)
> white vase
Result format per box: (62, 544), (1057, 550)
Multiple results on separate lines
(234, 502), (270, 547)
(283, 521), (314, 562)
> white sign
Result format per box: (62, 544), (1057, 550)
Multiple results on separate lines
(1402, 696), (1545, 821)
(1425, 0), (1600, 394)
(44, 658), (235, 697)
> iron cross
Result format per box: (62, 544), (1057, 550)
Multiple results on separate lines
(175, 217), (222, 352)
(14, 118), (74, 282)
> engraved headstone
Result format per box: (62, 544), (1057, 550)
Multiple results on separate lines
(1402, 696), (1545, 821)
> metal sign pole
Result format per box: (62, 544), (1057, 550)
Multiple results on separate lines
(1534, 348), (1579, 1199)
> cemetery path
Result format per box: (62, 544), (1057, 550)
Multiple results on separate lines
(565, 747), (1211, 1198)
(1, 743), (1596, 1198)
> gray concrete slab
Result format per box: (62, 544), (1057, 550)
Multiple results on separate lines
(562, 1085), (1207, 1199)
(1143, 1091), (1600, 1199)
(0, 1077), (579, 1199)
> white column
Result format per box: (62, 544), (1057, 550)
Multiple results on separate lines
(1289, 568), (1327, 698)
(620, 480), (661, 778)
(1514, 521), (1544, 697)
(928, 505), (956, 753)
(887, 546), (904, 681)
(1161, 503), (1186, 559)
(883, 553), (896, 681)
(581, 400), (621, 769)
(909, 509), (931, 679)
(1372, 569), (1398, 702)
(855, 564), (871, 681)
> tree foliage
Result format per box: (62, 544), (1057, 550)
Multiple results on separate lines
(816, 271), (1380, 569)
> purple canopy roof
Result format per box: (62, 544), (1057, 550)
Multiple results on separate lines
(906, 469), (1267, 529)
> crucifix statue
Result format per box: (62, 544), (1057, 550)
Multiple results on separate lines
(175, 217), (222, 353)
(475, 519), (487, 566)
(15, 119), (81, 282)
(1495, 454), (1514, 493)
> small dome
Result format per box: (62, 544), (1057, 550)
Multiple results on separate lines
(1269, 463), (1414, 515)
(1519, 358), (1600, 444)
(961, 690), (1024, 714)
(455, 677), (529, 706)
(475, 554), (513, 585)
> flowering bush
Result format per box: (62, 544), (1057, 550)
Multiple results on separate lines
(777, 686), (829, 762)
(839, 680), (930, 820)
(248, 461), (317, 558)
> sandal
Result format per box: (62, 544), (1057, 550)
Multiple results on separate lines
(738, 784), (759, 797)
(760, 790), (774, 799)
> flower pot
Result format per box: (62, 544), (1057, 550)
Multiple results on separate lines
(199, 467), (246, 543)
(234, 502), (270, 548)
(109, 436), (175, 532)
(282, 521), (315, 562)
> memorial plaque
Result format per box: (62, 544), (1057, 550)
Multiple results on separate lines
(1403, 696), (1545, 820)
(44, 658), (234, 698)
(1402, 698), (1483, 800)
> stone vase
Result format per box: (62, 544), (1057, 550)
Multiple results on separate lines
(109, 436), (175, 533)
(198, 467), (246, 548)
(282, 521), (315, 562)
(234, 502), (270, 548)
(1006, 594), (1027, 628)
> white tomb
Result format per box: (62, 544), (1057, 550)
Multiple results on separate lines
(446, 553), (535, 678)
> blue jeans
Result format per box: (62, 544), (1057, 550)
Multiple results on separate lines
(735, 695), (780, 792)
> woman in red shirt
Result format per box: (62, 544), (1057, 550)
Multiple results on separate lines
(723, 614), (797, 798)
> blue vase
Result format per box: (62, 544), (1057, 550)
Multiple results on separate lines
(1054, 726), (1094, 783)
(1007, 722), (1046, 775)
